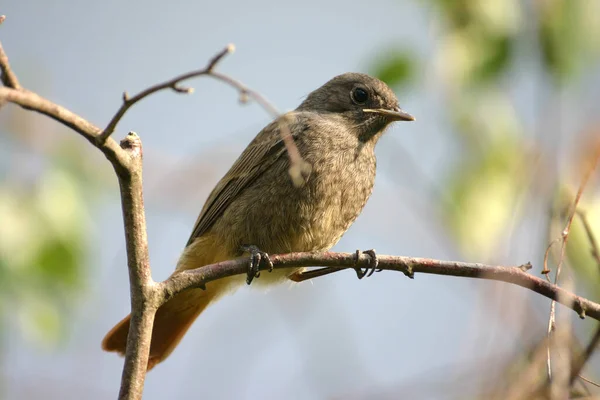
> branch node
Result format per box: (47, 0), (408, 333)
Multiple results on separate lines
(288, 160), (312, 188)
(172, 84), (193, 94)
(239, 90), (249, 104)
(520, 262), (533, 272)
(0, 15), (5, 24)
(578, 302), (587, 319)
(122, 91), (129, 102)
(206, 43), (235, 72)
(403, 263), (415, 279)
(120, 131), (142, 156)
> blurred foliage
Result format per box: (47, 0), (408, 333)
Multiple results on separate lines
(435, 0), (520, 86)
(372, 50), (415, 88)
(373, 0), (600, 260)
(0, 106), (106, 348)
(371, 0), (600, 394)
(538, 0), (600, 84)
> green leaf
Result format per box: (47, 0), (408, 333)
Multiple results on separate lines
(538, 0), (600, 84)
(371, 51), (416, 88)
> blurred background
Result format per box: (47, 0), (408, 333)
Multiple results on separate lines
(1, 0), (600, 399)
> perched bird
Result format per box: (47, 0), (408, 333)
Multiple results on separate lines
(102, 72), (414, 370)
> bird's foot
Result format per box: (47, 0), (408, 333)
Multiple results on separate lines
(353, 249), (379, 279)
(241, 245), (273, 285)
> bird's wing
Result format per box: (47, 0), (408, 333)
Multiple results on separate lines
(185, 115), (305, 246)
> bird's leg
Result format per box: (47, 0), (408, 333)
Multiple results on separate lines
(241, 245), (274, 285)
(354, 249), (379, 279)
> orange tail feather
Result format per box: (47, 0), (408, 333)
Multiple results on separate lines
(102, 279), (231, 370)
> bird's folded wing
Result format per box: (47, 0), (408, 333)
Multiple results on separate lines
(185, 115), (305, 246)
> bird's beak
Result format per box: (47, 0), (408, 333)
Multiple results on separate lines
(363, 108), (415, 122)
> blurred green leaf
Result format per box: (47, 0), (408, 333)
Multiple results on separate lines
(442, 93), (528, 259)
(444, 136), (529, 259)
(0, 154), (93, 347)
(437, 28), (514, 87)
(372, 50), (416, 88)
(34, 238), (82, 289)
(474, 34), (512, 84)
(538, 0), (600, 84)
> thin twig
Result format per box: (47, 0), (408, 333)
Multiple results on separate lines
(579, 374), (600, 388)
(96, 44), (235, 145)
(567, 209), (600, 388)
(545, 147), (600, 381)
(209, 71), (307, 180)
(0, 29), (22, 89)
(95, 46), (309, 185)
(570, 324), (600, 386)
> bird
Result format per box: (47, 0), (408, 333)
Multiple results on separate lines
(101, 72), (414, 370)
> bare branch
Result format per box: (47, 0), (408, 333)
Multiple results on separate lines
(159, 252), (600, 322)
(0, 87), (130, 170)
(545, 146), (600, 379)
(115, 132), (155, 400)
(0, 30), (21, 89)
(570, 324), (600, 386)
(568, 209), (600, 388)
(209, 71), (311, 185)
(96, 44), (236, 145)
(95, 45), (310, 185)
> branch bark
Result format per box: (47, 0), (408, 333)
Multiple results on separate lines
(160, 252), (600, 321)
(115, 133), (155, 398)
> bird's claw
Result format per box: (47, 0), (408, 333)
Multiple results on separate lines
(241, 245), (273, 285)
(353, 249), (379, 280)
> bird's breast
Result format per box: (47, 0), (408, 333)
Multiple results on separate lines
(289, 139), (377, 252)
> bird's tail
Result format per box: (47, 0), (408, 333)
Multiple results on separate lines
(102, 279), (234, 370)
(102, 234), (239, 370)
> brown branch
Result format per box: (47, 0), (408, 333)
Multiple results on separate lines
(0, 28), (20, 89)
(96, 44), (235, 145)
(114, 132), (156, 399)
(544, 144), (600, 380)
(568, 209), (600, 388)
(158, 252), (600, 321)
(0, 87), (129, 169)
(95, 45), (309, 185)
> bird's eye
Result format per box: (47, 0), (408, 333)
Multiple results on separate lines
(351, 87), (369, 104)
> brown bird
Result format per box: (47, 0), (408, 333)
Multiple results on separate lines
(101, 72), (414, 370)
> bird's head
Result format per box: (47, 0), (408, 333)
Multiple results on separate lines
(297, 72), (414, 142)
